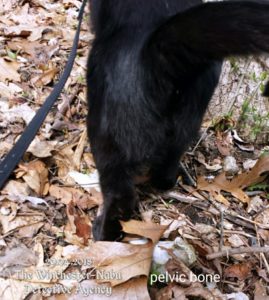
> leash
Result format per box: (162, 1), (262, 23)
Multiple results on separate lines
(0, 0), (88, 190)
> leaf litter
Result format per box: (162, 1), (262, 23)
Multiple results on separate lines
(0, 0), (269, 299)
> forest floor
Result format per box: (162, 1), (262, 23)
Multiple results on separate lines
(0, 1), (269, 299)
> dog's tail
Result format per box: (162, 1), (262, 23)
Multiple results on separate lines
(146, 0), (269, 95)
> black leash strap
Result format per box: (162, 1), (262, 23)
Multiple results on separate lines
(0, 0), (88, 190)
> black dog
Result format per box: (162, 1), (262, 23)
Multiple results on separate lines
(87, 0), (269, 241)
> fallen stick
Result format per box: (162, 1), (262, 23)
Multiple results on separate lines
(206, 246), (269, 260)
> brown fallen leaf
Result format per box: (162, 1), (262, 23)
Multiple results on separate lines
(224, 262), (252, 281)
(255, 208), (269, 226)
(254, 281), (269, 300)
(197, 154), (269, 204)
(68, 220), (167, 287)
(73, 129), (87, 170)
(108, 277), (150, 300)
(16, 160), (49, 196)
(47, 277), (150, 300)
(196, 152), (222, 172)
(121, 220), (168, 244)
(83, 152), (96, 172)
(155, 285), (173, 300)
(7, 40), (59, 64)
(0, 0), (20, 12)
(216, 132), (233, 156)
(64, 201), (91, 246)
(0, 82), (22, 98)
(27, 137), (57, 158)
(0, 57), (21, 82)
(0, 200), (45, 234)
(79, 241), (152, 287)
(50, 185), (99, 209)
(228, 234), (245, 248)
(0, 278), (55, 300)
(4, 25), (49, 41)
(0, 245), (38, 276)
(172, 282), (215, 300)
(32, 67), (58, 87)
(17, 222), (44, 238)
(54, 143), (77, 179)
(3, 103), (35, 125)
(2, 180), (30, 196)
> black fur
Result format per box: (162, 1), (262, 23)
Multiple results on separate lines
(87, 0), (269, 241)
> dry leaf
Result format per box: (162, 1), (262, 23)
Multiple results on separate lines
(0, 278), (53, 300)
(196, 152), (222, 171)
(68, 170), (101, 192)
(0, 200), (45, 234)
(16, 161), (49, 196)
(7, 40), (59, 64)
(68, 220), (167, 288)
(54, 144), (77, 179)
(0, 82), (22, 97)
(228, 234), (245, 248)
(156, 286), (173, 300)
(27, 137), (57, 158)
(254, 281), (268, 300)
(4, 25), (49, 41)
(0, 0), (20, 12)
(50, 184), (100, 209)
(2, 180), (30, 196)
(216, 131), (233, 156)
(197, 155), (269, 204)
(172, 283), (215, 300)
(73, 129), (87, 170)
(0, 57), (21, 82)
(255, 208), (269, 226)
(121, 220), (168, 244)
(3, 103), (35, 125)
(32, 68), (58, 87)
(83, 153), (96, 172)
(64, 202), (91, 246)
(0, 245), (38, 275)
(48, 277), (150, 300)
(17, 222), (44, 238)
(224, 263), (252, 281)
(72, 241), (152, 287)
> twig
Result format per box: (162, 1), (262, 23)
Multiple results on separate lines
(206, 246), (269, 260)
(225, 215), (255, 231)
(190, 128), (210, 154)
(202, 191), (269, 230)
(219, 209), (224, 251)
(221, 230), (255, 238)
(256, 224), (269, 275)
(246, 191), (264, 196)
(179, 161), (196, 187)
(164, 191), (199, 204)
(261, 253), (269, 275)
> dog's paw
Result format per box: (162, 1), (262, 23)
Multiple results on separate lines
(92, 215), (123, 241)
(150, 176), (177, 191)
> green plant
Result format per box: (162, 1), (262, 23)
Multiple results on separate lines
(238, 98), (269, 141)
(247, 182), (269, 192)
(77, 74), (86, 84)
(7, 49), (17, 60)
(229, 57), (240, 73)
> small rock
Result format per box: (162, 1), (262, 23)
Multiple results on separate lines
(223, 156), (239, 175)
(247, 196), (264, 213)
(227, 292), (249, 300)
(243, 159), (257, 170)
(0, 207), (11, 216)
(223, 220), (234, 230)
(152, 237), (196, 275)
